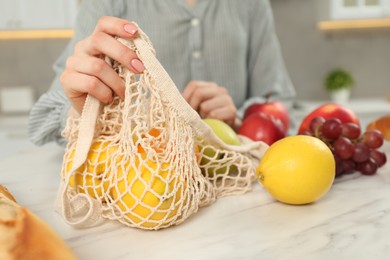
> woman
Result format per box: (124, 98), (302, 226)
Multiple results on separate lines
(28, 0), (295, 146)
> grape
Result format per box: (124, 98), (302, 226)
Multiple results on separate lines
(353, 143), (370, 163)
(321, 118), (342, 140)
(334, 154), (344, 177)
(362, 130), (384, 149)
(334, 136), (354, 160)
(370, 149), (387, 168)
(356, 158), (378, 175)
(309, 116), (325, 136)
(306, 117), (386, 177)
(342, 159), (356, 174)
(341, 122), (361, 140)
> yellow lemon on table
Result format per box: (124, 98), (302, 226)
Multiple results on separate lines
(111, 154), (184, 229)
(65, 141), (117, 199)
(256, 135), (335, 205)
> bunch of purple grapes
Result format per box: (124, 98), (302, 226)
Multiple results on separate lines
(302, 117), (387, 177)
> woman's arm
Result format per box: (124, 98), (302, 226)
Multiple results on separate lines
(28, 0), (137, 146)
(241, 0), (296, 117)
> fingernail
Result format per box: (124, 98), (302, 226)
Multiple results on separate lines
(124, 23), (138, 35)
(131, 59), (145, 73)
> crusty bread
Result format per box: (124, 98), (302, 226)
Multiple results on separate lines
(0, 184), (76, 260)
(366, 115), (390, 141)
(0, 185), (16, 202)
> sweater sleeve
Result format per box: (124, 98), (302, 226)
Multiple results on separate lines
(238, 0), (296, 127)
(27, 0), (125, 146)
(27, 45), (75, 147)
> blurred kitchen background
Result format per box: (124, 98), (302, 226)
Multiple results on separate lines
(0, 0), (389, 123)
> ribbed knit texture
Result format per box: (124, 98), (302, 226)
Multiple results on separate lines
(28, 0), (295, 146)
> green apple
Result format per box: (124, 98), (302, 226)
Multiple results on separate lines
(203, 118), (241, 146)
(200, 119), (240, 176)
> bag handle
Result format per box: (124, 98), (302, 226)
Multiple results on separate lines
(57, 95), (105, 228)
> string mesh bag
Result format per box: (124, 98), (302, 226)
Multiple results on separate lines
(56, 25), (269, 230)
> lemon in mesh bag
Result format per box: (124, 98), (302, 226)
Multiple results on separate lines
(111, 153), (185, 229)
(64, 141), (116, 199)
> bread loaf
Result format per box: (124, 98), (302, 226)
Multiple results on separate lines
(0, 185), (15, 202)
(366, 115), (390, 141)
(0, 184), (76, 260)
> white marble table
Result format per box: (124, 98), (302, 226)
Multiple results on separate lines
(1, 117), (390, 260)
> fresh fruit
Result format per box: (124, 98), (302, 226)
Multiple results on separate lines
(203, 118), (241, 147)
(111, 154), (184, 229)
(201, 118), (241, 159)
(341, 122), (361, 140)
(137, 128), (164, 154)
(69, 173), (109, 199)
(302, 117), (387, 177)
(256, 135), (335, 205)
(353, 143), (370, 163)
(243, 101), (290, 134)
(369, 149), (387, 167)
(238, 113), (285, 145)
(298, 103), (360, 134)
(321, 118), (342, 140)
(356, 158), (378, 176)
(333, 136), (354, 160)
(362, 129), (384, 149)
(201, 118), (241, 176)
(65, 141), (117, 199)
(137, 128), (200, 162)
(366, 115), (390, 141)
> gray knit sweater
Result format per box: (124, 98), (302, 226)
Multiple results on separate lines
(28, 0), (295, 146)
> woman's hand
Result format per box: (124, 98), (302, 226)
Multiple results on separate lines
(182, 80), (237, 127)
(60, 16), (145, 113)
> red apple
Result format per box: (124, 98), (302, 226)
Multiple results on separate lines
(238, 113), (286, 145)
(243, 101), (290, 134)
(298, 103), (360, 134)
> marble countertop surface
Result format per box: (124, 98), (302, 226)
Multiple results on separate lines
(1, 116), (390, 260)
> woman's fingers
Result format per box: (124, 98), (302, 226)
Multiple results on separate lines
(204, 106), (236, 127)
(75, 16), (145, 74)
(199, 93), (237, 125)
(74, 31), (144, 74)
(94, 16), (138, 38)
(182, 81), (219, 111)
(182, 80), (237, 127)
(199, 94), (236, 118)
(61, 70), (114, 113)
(66, 55), (125, 99)
(94, 17), (145, 74)
(61, 16), (147, 113)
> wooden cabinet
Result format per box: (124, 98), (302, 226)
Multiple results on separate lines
(0, 0), (19, 29)
(0, 0), (78, 30)
(317, 0), (390, 31)
(330, 0), (390, 20)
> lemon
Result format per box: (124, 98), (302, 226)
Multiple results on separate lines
(69, 173), (109, 199)
(111, 154), (184, 229)
(65, 141), (117, 199)
(84, 141), (119, 173)
(256, 135), (335, 205)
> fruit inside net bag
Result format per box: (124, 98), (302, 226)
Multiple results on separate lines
(56, 25), (268, 230)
